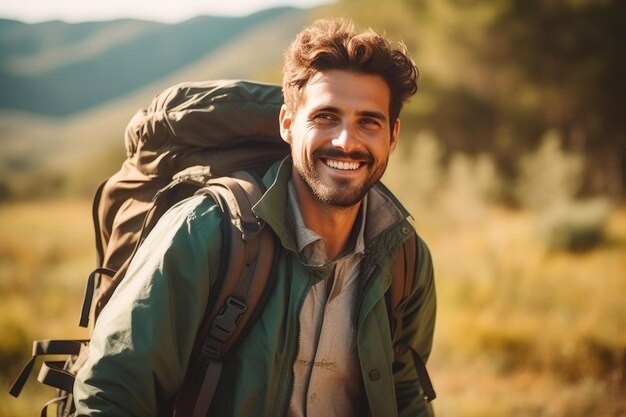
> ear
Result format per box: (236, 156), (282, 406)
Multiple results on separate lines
(389, 119), (400, 154)
(279, 104), (293, 145)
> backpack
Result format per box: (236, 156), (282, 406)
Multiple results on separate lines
(9, 79), (434, 416)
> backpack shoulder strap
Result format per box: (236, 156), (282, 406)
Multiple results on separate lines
(389, 231), (417, 339)
(92, 179), (108, 268)
(174, 170), (278, 417)
(389, 231), (437, 403)
(77, 179), (114, 328)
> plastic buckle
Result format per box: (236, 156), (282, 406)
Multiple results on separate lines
(241, 221), (263, 241)
(198, 340), (221, 364)
(211, 297), (247, 341)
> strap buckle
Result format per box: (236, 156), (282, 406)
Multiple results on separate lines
(198, 297), (248, 363)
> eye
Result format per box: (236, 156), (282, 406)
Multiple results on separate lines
(359, 117), (382, 129)
(313, 112), (338, 125)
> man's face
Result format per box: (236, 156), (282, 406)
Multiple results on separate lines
(280, 70), (399, 208)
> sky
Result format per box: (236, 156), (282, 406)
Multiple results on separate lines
(0, 0), (333, 23)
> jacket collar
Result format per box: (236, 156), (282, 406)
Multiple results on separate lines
(253, 156), (413, 255)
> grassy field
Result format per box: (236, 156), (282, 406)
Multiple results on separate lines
(0, 200), (92, 417)
(1, 196), (624, 416)
(424, 206), (626, 417)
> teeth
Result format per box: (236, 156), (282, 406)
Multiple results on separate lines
(326, 159), (360, 170)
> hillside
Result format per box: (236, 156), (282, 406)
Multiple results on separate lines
(0, 7), (312, 198)
(1, 1), (624, 202)
(0, 7), (304, 116)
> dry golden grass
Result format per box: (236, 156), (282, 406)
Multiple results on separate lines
(422, 207), (626, 417)
(1, 197), (624, 416)
(0, 199), (93, 417)
(0, 199), (94, 325)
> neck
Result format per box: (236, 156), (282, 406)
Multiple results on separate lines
(292, 178), (362, 260)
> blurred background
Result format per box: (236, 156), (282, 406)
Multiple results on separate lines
(0, 0), (624, 416)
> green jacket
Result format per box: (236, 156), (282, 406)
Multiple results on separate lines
(74, 158), (436, 417)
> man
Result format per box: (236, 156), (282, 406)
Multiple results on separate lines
(74, 18), (436, 417)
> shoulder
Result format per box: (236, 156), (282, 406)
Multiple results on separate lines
(164, 193), (223, 228)
(141, 193), (225, 253)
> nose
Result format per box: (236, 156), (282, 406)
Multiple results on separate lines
(331, 123), (359, 153)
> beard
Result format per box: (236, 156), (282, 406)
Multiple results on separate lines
(293, 148), (388, 208)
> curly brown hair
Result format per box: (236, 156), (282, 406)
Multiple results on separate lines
(282, 18), (418, 123)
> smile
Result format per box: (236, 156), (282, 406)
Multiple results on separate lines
(324, 159), (362, 170)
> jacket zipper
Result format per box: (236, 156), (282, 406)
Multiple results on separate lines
(355, 226), (409, 328)
(277, 260), (313, 417)
(355, 256), (380, 329)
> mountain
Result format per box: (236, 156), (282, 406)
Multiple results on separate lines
(0, 7), (313, 199)
(0, 7), (306, 116)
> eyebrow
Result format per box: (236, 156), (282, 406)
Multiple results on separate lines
(310, 105), (388, 122)
(359, 110), (387, 122)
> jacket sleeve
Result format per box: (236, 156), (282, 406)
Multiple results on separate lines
(393, 234), (436, 417)
(73, 195), (224, 416)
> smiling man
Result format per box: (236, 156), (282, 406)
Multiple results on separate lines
(74, 18), (436, 417)
(281, 69), (400, 259)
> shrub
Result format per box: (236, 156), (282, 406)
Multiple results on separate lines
(442, 152), (503, 221)
(536, 198), (611, 251)
(516, 130), (611, 251)
(384, 130), (445, 212)
(515, 130), (584, 210)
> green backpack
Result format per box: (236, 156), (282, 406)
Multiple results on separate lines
(9, 79), (434, 416)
